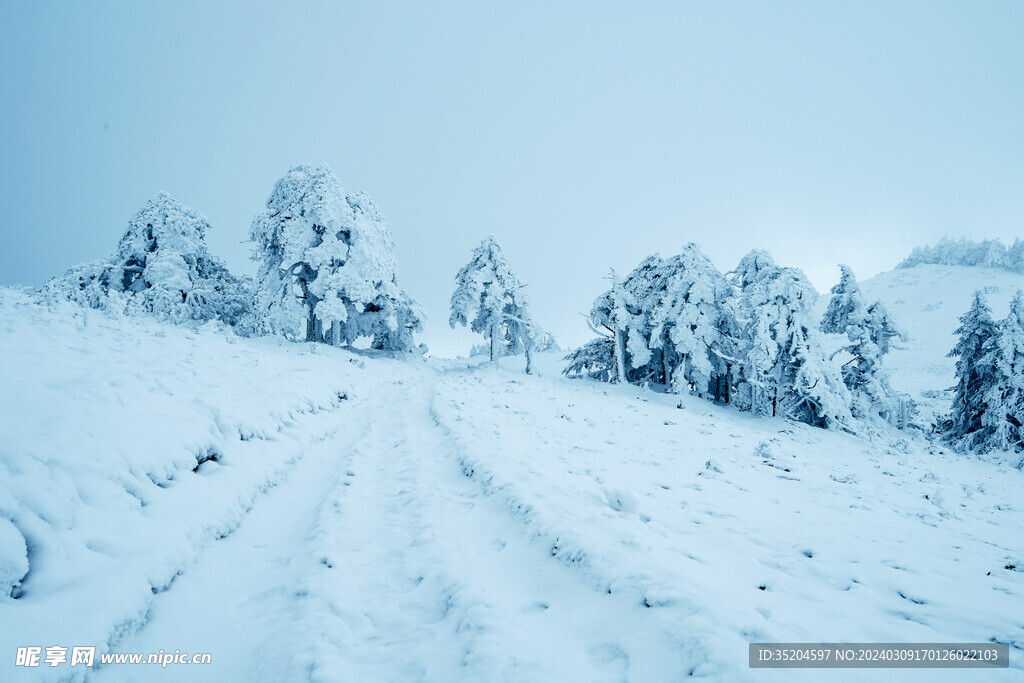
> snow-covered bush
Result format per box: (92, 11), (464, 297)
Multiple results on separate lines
(450, 236), (540, 372)
(898, 237), (1024, 272)
(247, 165), (424, 352)
(39, 193), (249, 325)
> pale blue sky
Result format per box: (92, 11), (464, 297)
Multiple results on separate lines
(2, 1), (1022, 355)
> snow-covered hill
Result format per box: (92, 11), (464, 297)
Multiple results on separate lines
(858, 264), (1024, 426)
(1, 287), (1022, 681)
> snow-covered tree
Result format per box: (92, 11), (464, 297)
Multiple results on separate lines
(820, 265), (863, 335)
(647, 244), (733, 397)
(40, 193), (249, 325)
(732, 255), (851, 428)
(567, 246), (850, 429)
(564, 261), (654, 385)
(247, 165), (423, 351)
(450, 236), (539, 372)
(944, 292), (1000, 449)
(981, 291), (1024, 452)
(563, 336), (617, 382)
(820, 265), (909, 424)
(730, 249), (777, 290)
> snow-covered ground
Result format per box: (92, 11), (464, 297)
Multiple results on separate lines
(1, 270), (1023, 681)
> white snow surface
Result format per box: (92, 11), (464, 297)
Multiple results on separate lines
(1, 274), (1022, 681)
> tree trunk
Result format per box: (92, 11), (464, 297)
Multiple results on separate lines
(490, 324), (496, 363)
(524, 340), (533, 375)
(613, 328), (626, 384)
(662, 349), (671, 387)
(305, 308), (316, 342)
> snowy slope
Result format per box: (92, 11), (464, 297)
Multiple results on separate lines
(1, 287), (1022, 682)
(857, 264), (1024, 426)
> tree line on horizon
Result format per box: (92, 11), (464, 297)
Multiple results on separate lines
(35, 166), (1022, 451)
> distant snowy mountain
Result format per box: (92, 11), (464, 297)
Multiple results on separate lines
(857, 263), (1024, 425)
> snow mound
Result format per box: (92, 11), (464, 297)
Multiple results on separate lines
(0, 517), (28, 599)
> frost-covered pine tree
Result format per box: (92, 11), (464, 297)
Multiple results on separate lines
(565, 268), (645, 384)
(247, 165), (423, 351)
(40, 193), (249, 325)
(620, 255), (668, 383)
(731, 253), (851, 428)
(820, 265), (908, 424)
(944, 292), (1000, 449)
(820, 265), (863, 335)
(450, 236), (539, 372)
(647, 244), (732, 397)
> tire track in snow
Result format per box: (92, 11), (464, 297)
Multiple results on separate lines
(91, 370), (695, 682)
(299, 377), (692, 681)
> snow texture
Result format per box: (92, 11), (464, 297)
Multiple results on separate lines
(2, 255), (1024, 682)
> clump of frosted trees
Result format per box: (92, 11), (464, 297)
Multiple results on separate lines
(941, 291), (1024, 454)
(898, 237), (1024, 273)
(450, 236), (540, 372)
(40, 165), (425, 353)
(564, 245), (912, 430)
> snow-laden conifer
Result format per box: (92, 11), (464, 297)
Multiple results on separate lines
(944, 292), (999, 449)
(248, 165), (423, 351)
(820, 265), (909, 425)
(732, 256), (851, 428)
(647, 244), (732, 397)
(450, 236), (539, 372)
